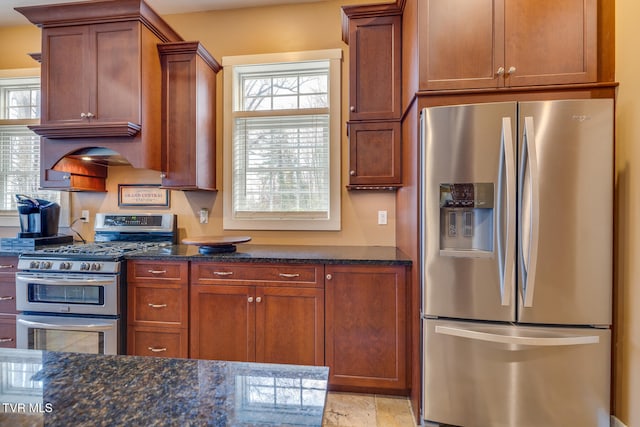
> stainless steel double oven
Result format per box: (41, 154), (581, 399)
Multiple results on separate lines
(15, 213), (176, 355)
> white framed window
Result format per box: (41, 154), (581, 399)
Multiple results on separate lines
(0, 69), (68, 227)
(222, 50), (342, 231)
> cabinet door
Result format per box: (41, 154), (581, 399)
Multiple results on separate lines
(41, 25), (91, 125)
(503, 0), (597, 86)
(256, 287), (324, 366)
(325, 264), (407, 391)
(41, 23), (140, 126)
(190, 284), (255, 362)
(348, 121), (401, 186)
(90, 22), (141, 124)
(348, 15), (401, 120)
(419, 0), (504, 90)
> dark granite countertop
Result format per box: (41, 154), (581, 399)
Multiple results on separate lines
(0, 348), (328, 426)
(126, 244), (412, 265)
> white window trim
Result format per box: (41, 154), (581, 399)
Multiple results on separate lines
(222, 49), (342, 231)
(0, 68), (70, 228)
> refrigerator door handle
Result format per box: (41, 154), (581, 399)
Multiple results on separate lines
(435, 326), (600, 347)
(519, 116), (540, 307)
(497, 117), (516, 306)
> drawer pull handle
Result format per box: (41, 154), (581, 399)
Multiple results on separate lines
(148, 303), (167, 309)
(0, 296), (14, 301)
(147, 347), (167, 353)
(279, 273), (300, 278)
(0, 338), (14, 343)
(147, 270), (167, 275)
(213, 271), (234, 276)
(0, 265), (14, 269)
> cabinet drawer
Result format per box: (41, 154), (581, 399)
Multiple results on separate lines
(192, 263), (322, 287)
(128, 326), (187, 358)
(128, 261), (188, 283)
(129, 286), (187, 326)
(0, 316), (16, 348)
(0, 281), (17, 314)
(0, 257), (18, 278)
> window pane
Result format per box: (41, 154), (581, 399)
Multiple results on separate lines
(299, 74), (327, 95)
(272, 76), (298, 95)
(233, 114), (330, 216)
(272, 95), (298, 110)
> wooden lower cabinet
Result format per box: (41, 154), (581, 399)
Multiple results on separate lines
(190, 262), (324, 366)
(126, 260), (189, 358)
(325, 264), (408, 393)
(128, 326), (187, 358)
(0, 315), (16, 349)
(0, 256), (18, 349)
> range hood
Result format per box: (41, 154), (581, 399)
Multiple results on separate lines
(41, 138), (162, 192)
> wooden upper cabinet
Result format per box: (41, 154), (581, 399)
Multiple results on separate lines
(158, 42), (221, 191)
(348, 121), (401, 187)
(346, 13), (402, 120)
(419, 0), (597, 90)
(342, 3), (403, 189)
(37, 22), (143, 136)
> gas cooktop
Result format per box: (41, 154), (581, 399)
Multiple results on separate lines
(34, 241), (168, 257)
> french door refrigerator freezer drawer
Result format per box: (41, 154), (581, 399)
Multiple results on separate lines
(423, 318), (611, 427)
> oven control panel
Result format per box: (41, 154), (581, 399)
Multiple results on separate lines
(17, 258), (120, 274)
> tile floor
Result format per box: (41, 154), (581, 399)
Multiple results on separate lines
(323, 392), (417, 427)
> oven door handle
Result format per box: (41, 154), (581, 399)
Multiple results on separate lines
(17, 318), (115, 331)
(16, 276), (115, 286)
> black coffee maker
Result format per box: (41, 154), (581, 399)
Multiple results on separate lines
(16, 194), (60, 238)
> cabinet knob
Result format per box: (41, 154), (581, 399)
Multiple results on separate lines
(349, 170), (356, 176)
(160, 172), (167, 179)
(62, 175), (70, 180)
(326, 274), (332, 280)
(248, 296), (254, 303)
(496, 67), (505, 76)
(80, 112), (87, 118)
(349, 106), (355, 112)
(507, 66), (516, 75)
(86, 112), (95, 118)
(256, 297), (262, 303)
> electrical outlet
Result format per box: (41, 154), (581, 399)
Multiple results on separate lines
(199, 208), (209, 224)
(81, 210), (90, 223)
(378, 210), (388, 225)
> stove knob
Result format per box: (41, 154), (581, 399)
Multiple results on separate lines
(60, 262), (72, 270)
(80, 262), (91, 271)
(91, 263), (102, 271)
(41, 261), (52, 269)
(29, 261), (40, 269)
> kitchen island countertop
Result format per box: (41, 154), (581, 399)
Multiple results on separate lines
(0, 348), (329, 426)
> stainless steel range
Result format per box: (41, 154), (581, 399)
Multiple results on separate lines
(15, 213), (176, 355)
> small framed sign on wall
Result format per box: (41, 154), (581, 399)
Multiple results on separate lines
(118, 184), (170, 207)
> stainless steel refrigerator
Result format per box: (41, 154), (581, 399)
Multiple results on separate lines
(420, 99), (613, 427)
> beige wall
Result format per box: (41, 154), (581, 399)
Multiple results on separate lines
(0, 0), (396, 246)
(615, 0), (640, 425)
(0, 25), (39, 69)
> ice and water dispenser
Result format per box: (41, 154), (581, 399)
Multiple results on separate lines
(439, 183), (494, 256)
